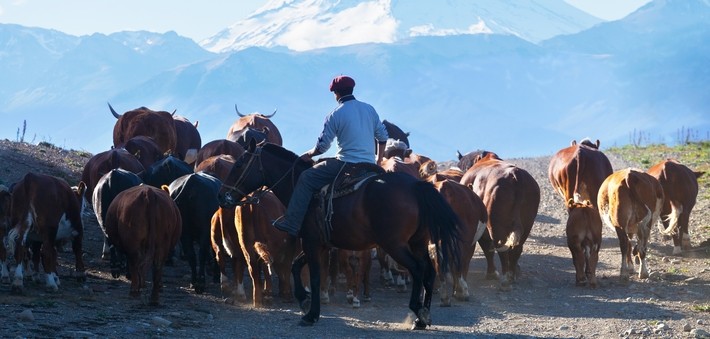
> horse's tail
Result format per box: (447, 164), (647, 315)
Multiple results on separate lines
(414, 181), (461, 272)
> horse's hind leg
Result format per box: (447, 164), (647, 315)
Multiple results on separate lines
(382, 245), (428, 330)
(291, 252), (308, 306)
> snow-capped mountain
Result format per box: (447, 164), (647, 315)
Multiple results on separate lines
(200, 0), (602, 53)
(0, 0), (707, 160)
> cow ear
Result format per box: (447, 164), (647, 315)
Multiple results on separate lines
(160, 185), (171, 194)
(571, 140), (577, 146)
(596, 139), (601, 148)
(696, 171), (705, 179)
(134, 149), (142, 159)
(262, 126), (270, 135)
(566, 198), (574, 209)
(77, 181), (87, 198)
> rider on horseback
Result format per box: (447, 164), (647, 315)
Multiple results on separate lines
(272, 75), (389, 237)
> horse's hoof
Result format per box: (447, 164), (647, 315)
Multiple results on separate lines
(299, 316), (316, 327)
(411, 318), (427, 330)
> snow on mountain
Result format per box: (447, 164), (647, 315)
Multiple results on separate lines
(200, 0), (602, 53)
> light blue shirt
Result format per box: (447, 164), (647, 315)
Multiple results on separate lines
(315, 95), (389, 164)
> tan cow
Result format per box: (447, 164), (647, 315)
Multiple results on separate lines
(647, 159), (704, 255)
(548, 139), (613, 209)
(427, 175), (487, 305)
(460, 152), (540, 290)
(598, 169), (664, 280)
(565, 199), (603, 288)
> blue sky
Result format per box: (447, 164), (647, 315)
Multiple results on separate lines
(0, 0), (651, 41)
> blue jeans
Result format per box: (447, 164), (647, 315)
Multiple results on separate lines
(283, 158), (346, 231)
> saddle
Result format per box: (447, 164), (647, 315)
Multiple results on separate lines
(315, 162), (385, 243)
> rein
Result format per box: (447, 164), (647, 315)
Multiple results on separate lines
(222, 146), (301, 206)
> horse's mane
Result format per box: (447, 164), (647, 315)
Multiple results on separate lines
(262, 143), (297, 160)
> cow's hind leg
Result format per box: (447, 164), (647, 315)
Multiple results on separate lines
(615, 228), (632, 280)
(71, 233), (86, 283)
(568, 239), (587, 286)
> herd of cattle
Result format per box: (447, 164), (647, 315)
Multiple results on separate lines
(0, 105), (705, 310)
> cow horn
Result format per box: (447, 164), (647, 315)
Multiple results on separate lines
(108, 102), (121, 119)
(194, 121), (199, 129)
(263, 109), (277, 118)
(171, 109), (177, 116)
(235, 104), (246, 117)
(456, 150), (463, 160)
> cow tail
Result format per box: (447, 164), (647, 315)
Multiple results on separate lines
(414, 181), (461, 273)
(253, 242), (274, 276)
(144, 189), (159, 272)
(572, 150), (582, 203)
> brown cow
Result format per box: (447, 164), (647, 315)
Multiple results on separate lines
(427, 176), (487, 305)
(196, 155), (236, 183)
(335, 248), (372, 308)
(80, 148), (145, 220)
(173, 115), (202, 165)
(598, 168), (664, 280)
(109, 103), (177, 155)
(4, 173), (85, 293)
(647, 159), (704, 255)
(123, 136), (164, 170)
(548, 139), (613, 209)
(194, 139), (245, 170)
(0, 185), (14, 283)
(460, 152), (540, 290)
(565, 199), (603, 288)
(104, 185), (182, 305)
(227, 105), (282, 145)
(235, 191), (300, 306)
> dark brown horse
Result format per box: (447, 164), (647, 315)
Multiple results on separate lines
(221, 142), (460, 329)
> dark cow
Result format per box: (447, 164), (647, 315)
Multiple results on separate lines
(460, 152), (540, 290)
(598, 169), (664, 280)
(647, 159), (704, 255)
(234, 191), (300, 306)
(92, 169), (143, 260)
(427, 176), (487, 305)
(227, 105), (282, 145)
(167, 172), (222, 294)
(142, 155), (193, 188)
(173, 115), (202, 165)
(109, 103), (177, 155)
(565, 199), (603, 288)
(232, 126), (269, 149)
(123, 136), (164, 171)
(104, 185), (182, 305)
(80, 148), (145, 210)
(548, 139), (613, 209)
(4, 173), (85, 293)
(382, 120), (410, 148)
(0, 185), (14, 283)
(194, 139), (245, 170)
(456, 150), (498, 173)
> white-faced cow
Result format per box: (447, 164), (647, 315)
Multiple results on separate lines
(460, 151), (540, 290)
(598, 168), (664, 280)
(548, 139), (613, 209)
(104, 185), (182, 305)
(227, 105), (282, 145)
(647, 159), (704, 255)
(109, 103), (177, 156)
(4, 173), (86, 293)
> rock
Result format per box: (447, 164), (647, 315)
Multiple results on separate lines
(691, 328), (710, 338)
(656, 323), (669, 331)
(699, 320), (706, 325)
(661, 257), (670, 262)
(649, 271), (662, 280)
(670, 258), (682, 265)
(558, 325), (569, 330)
(17, 309), (34, 322)
(684, 277), (699, 283)
(683, 322), (693, 332)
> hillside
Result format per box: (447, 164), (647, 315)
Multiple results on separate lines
(0, 139), (708, 338)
